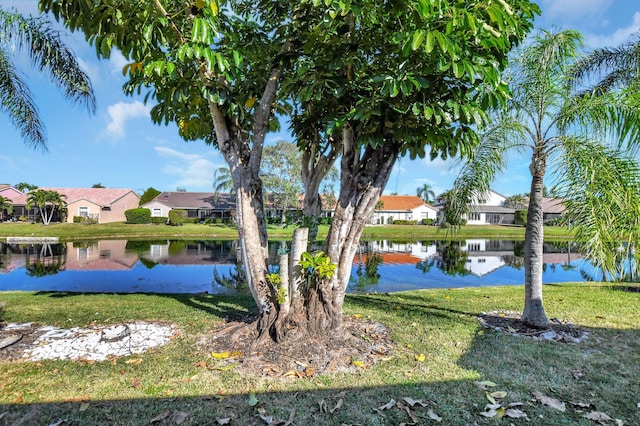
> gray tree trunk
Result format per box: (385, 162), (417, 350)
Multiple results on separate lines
(522, 147), (549, 327)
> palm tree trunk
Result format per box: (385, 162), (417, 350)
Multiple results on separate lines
(522, 149), (549, 327)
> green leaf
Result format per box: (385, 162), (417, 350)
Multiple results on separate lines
(248, 391), (258, 407)
(425, 31), (435, 54)
(412, 30), (425, 50)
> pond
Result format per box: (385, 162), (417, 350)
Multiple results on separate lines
(0, 239), (598, 294)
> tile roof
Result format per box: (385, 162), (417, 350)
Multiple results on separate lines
(541, 197), (565, 214)
(41, 188), (139, 207)
(378, 195), (433, 211)
(152, 192), (235, 209)
(0, 186), (28, 205)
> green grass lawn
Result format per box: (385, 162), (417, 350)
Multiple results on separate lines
(1, 284), (638, 425)
(0, 221), (573, 241)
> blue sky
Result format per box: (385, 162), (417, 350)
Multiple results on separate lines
(2, 1), (640, 196)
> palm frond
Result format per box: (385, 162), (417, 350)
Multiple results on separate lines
(0, 8), (96, 113)
(554, 136), (640, 280)
(0, 47), (46, 148)
(449, 116), (528, 223)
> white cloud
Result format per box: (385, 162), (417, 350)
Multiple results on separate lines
(154, 146), (217, 191)
(587, 12), (640, 48)
(105, 101), (151, 138)
(109, 50), (129, 76)
(541, 0), (612, 24)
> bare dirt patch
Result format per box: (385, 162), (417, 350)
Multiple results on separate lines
(198, 315), (396, 377)
(478, 310), (588, 343)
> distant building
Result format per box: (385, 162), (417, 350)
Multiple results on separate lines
(42, 188), (140, 224)
(369, 195), (438, 225)
(141, 191), (236, 222)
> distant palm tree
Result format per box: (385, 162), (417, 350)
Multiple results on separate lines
(14, 182), (37, 193)
(0, 7), (95, 149)
(0, 195), (13, 220)
(26, 189), (66, 225)
(213, 166), (234, 194)
(416, 183), (436, 204)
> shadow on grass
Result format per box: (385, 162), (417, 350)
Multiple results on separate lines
(3, 290), (638, 425)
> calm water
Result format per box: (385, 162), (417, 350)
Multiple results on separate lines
(0, 239), (597, 294)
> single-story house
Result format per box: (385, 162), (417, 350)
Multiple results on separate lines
(0, 185), (33, 220)
(464, 190), (516, 225)
(542, 197), (565, 223)
(141, 192), (236, 222)
(369, 195), (438, 225)
(42, 188), (140, 223)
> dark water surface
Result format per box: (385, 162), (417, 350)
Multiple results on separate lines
(0, 239), (596, 294)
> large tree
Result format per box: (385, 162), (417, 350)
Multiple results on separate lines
(449, 30), (640, 327)
(40, 0), (538, 342)
(0, 7), (95, 149)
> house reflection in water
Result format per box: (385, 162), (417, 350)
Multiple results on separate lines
(357, 239), (583, 277)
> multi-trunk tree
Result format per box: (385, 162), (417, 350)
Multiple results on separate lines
(39, 0), (538, 343)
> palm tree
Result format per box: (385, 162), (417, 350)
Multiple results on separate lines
(213, 166), (234, 194)
(450, 30), (640, 327)
(14, 182), (37, 193)
(416, 183), (436, 204)
(26, 189), (66, 225)
(0, 7), (95, 149)
(0, 195), (13, 221)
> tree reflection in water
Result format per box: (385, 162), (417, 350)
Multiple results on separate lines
(25, 243), (66, 277)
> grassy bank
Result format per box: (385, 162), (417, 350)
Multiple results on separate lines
(1, 284), (638, 425)
(0, 221), (572, 241)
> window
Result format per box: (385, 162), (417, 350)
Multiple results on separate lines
(78, 206), (89, 217)
(469, 212), (481, 221)
(152, 208), (162, 217)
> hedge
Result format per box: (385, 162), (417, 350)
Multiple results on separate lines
(125, 208), (151, 224)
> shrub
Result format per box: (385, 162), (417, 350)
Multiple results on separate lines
(125, 208), (151, 224)
(515, 210), (528, 226)
(392, 219), (418, 225)
(422, 219), (434, 225)
(73, 216), (98, 225)
(151, 216), (168, 224)
(168, 209), (187, 226)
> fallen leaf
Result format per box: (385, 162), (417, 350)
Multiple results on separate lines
(473, 380), (497, 390)
(427, 409), (442, 422)
(490, 391), (507, 399)
(216, 418), (232, 425)
(485, 392), (496, 405)
(480, 407), (506, 418)
(415, 353), (426, 362)
(572, 369), (584, 380)
(131, 378), (142, 389)
(402, 397), (428, 407)
(505, 408), (528, 419)
(378, 399), (396, 411)
(330, 398), (343, 413)
(48, 420), (67, 426)
(353, 314), (363, 319)
(211, 351), (230, 359)
(533, 391), (566, 412)
(172, 411), (189, 425)
(195, 360), (208, 368)
(248, 391), (259, 407)
(583, 411), (613, 422)
(124, 358), (143, 365)
(352, 360), (368, 369)
(304, 367), (315, 377)
(150, 410), (171, 423)
(79, 402), (90, 412)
